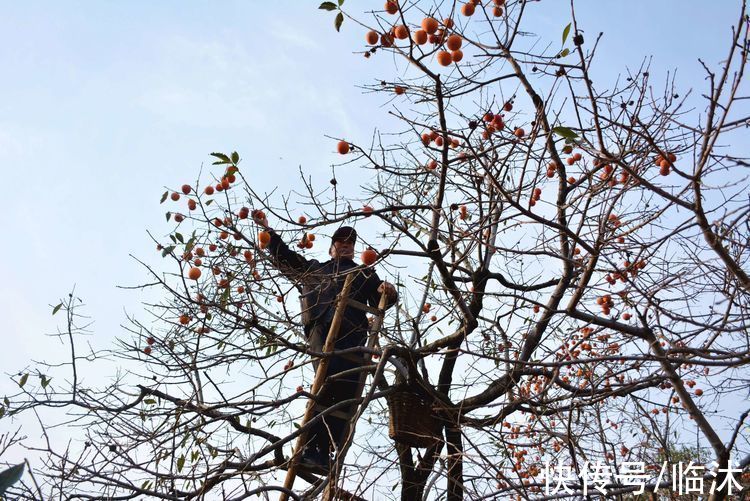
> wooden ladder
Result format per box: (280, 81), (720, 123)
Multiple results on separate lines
(279, 273), (388, 501)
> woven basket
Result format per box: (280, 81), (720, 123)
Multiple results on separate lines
(387, 387), (440, 448)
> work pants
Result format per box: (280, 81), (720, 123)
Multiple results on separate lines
(304, 319), (367, 456)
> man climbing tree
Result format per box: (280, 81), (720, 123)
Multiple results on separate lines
(253, 210), (398, 472)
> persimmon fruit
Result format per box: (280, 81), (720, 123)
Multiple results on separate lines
(421, 17), (439, 34)
(437, 50), (452, 66)
(446, 34), (462, 51)
(461, 2), (475, 16)
(413, 29), (428, 45)
(258, 231), (271, 249)
(361, 248), (378, 266)
(394, 25), (409, 40)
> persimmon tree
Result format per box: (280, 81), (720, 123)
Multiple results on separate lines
(5, 0), (750, 499)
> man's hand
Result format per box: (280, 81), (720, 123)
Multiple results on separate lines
(378, 282), (397, 299)
(251, 209), (269, 229)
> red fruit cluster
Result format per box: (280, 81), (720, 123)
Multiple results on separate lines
(570, 152), (583, 164)
(296, 233), (314, 250)
(546, 161), (558, 178)
(529, 187), (542, 207)
(606, 260), (646, 285)
(481, 112), (505, 139)
(421, 130), (460, 148)
(654, 152), (676, 176)
(607, 213), (622, 228)
(596, 294), (614, 316)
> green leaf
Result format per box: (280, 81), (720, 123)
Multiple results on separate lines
(52, 303), (62, 315)
(40, 375), (50, 388)
(338, 0), (344, 5)
(176, 454), (185, 472)
(562, 23), (571, 45)
(161, 245), (175, 258)
(3, 397), (8, 407)
(175, 233), (184, 244)
(160, 191), (168, 204)
(319, 1), (337, 10)
(144, 398), (156, 405)
(0, 406), (4, 419)
(205, 199), (213, 206)
(334, 12), (344, 32)
(220, 287), (231, 307)
(141, 480), (152, 490)
(560, 48), (570, 58)
(230, 151), (239, 164)
(18, 374), (28, 388)
(166, 212), (172, 222)
(185, 238), (195, 253)
(0, 463), (24, 495)
(551, 126), (578, 140)
(210, 152), (231, 164)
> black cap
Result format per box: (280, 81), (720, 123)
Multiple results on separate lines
(331, 226), (357, 244)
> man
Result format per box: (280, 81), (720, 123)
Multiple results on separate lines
(252, 211), (398, 472)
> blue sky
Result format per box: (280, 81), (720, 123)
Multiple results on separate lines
(0, 0), (745, 473)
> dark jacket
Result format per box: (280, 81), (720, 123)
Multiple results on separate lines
(266, 231), (396, 337)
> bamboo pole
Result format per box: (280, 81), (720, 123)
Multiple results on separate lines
(279, 273), (355, 501)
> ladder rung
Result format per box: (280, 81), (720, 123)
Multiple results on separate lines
(345, 298), (383, 316)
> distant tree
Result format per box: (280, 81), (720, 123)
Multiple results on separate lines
(6, 1), (750, 499)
